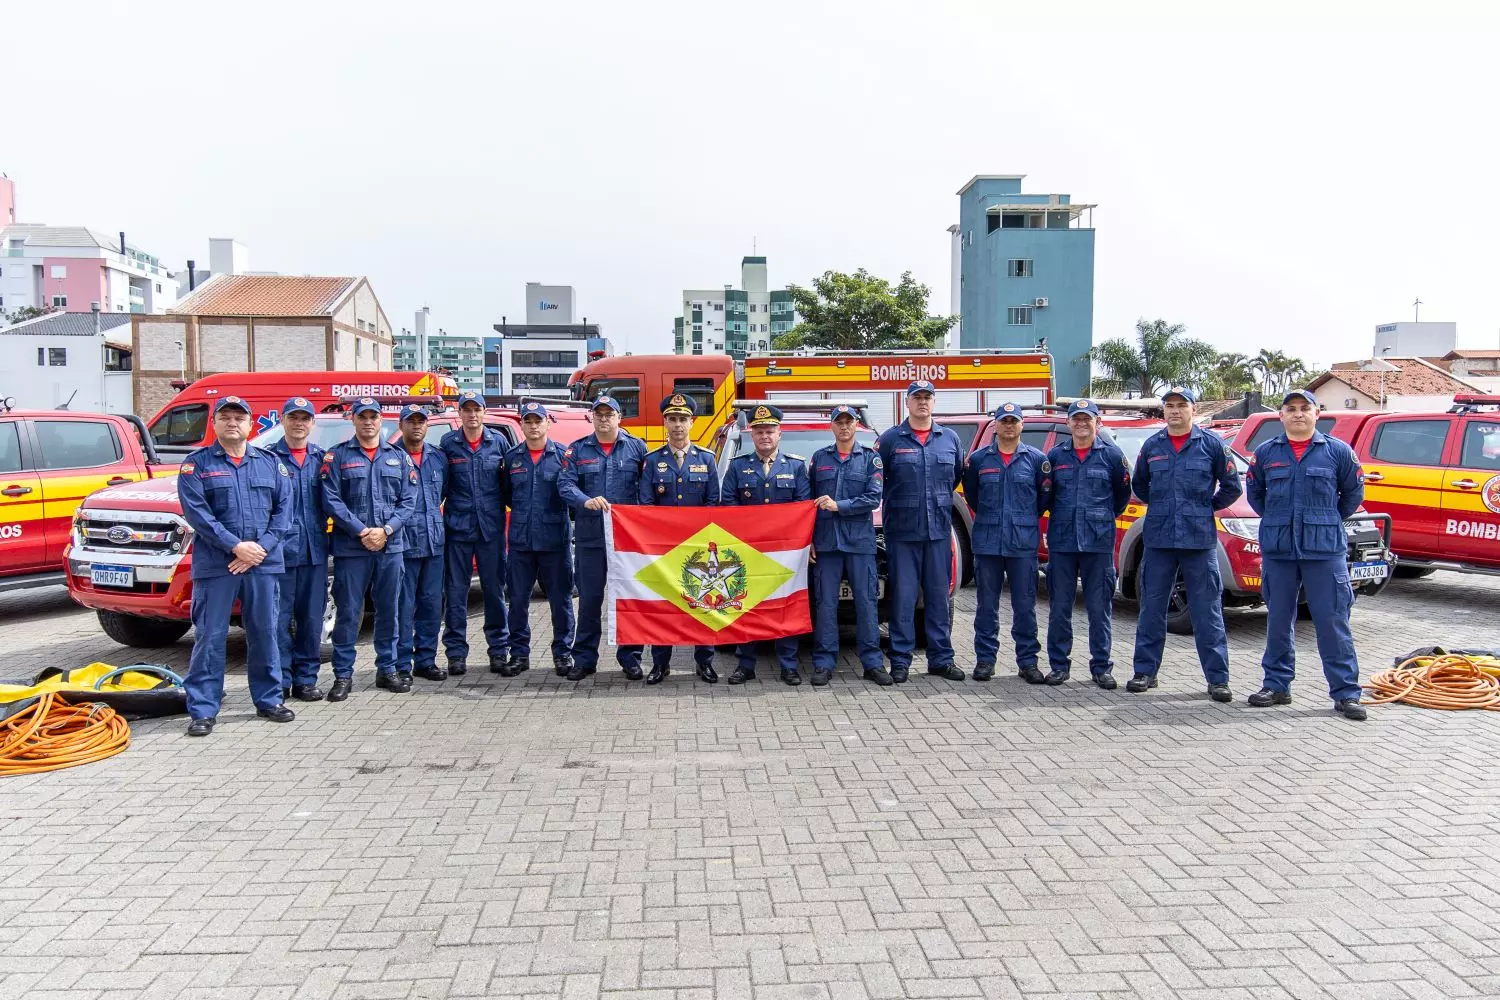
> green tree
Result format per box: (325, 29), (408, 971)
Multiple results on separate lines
(1085, 318), (1219, 397)
(1201, 352), (1258, 399)
(1252, 349), (1311, 396)
(782, 269), (955, 351)
(3, 304), (55, 326)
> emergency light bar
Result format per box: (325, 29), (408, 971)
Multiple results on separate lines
(336, 395), (451, 407)
(731, 399), (870, 410)
(1450, 394), (1500, 414)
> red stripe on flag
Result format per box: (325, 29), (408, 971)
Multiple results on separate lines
(614, 593), (811, 645)
(611, 502), (816, 555)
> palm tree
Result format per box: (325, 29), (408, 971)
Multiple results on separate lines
(1202, 352), (1257, 399)
(1086, 318), (1218, 397)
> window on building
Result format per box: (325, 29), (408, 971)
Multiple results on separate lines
(1007, 307), (1033, 326)
(52, 295), (68, 308)
(510, 350), (579, 368)
(1369, 419), (1450, 466)
(512, 372), (571, 389)
(713, 303), (723, 311)
(0, 295), (4, 308)
(50, 265), (67, 279)
(585, 377), (640, 417)
(356, 339), (363, 357)
(1007, 259), (1033, 278)
(1459, 420), (1500, 471)
(48, 347), (67, 366)
(155, 282), (162, 293)
(104, 346), (131, 372)
(372, 345), (380, 365)
(1001, 214), (1026, 229)
(691, 345), (703, 355)
(34, 420), (122, 470)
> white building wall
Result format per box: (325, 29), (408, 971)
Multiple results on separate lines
(1373, 322), (1457, 358)
(0, 336), (113, 412)
(501, 336), (588, 395)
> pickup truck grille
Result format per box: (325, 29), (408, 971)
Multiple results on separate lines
(74, 511), (188, 556)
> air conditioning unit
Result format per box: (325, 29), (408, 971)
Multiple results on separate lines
(1034, 297), (1049, 308)
(1344, 398), (1358, 409)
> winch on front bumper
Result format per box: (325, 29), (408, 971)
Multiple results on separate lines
(1345, 512), (1396, 597)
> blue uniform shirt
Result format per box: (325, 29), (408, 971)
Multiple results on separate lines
(809, 443), (882, 554)
(319, 438), (418, 557)
(723, 451), (812, 506)
(267, 440), (326, 568)
(1132, 425), (1243, 550)
(877, 421), (964, 542)
(1044, 438), (1132, 554)
(557, 431), (648, 548)
(639, 443), (721, 507)
(438, 427), (507, 543)
(962, 442), (1049, 558)
(502, 439), (572, 552)
(178, 444), (293, 579)
(1246, 432), (1363, 559)
(400, 442), (447, 559)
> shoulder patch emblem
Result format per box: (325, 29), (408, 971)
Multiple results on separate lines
(872, 456), (883, 469)
(279, 463), (289, 477)
(1042, 460), (1051, 473)
(180, 462), (195, 474)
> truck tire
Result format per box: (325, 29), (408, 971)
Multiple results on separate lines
(96, 610), (190, 648)
(1164, 568), (1194, 635)
(319, 569), (337, 660)
(955, 522), (974, 588)
(1393, 565), (1436, 579)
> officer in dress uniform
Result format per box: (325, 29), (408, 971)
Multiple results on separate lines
(438, 390), (509, 676)
(1246, 388), (1368, 721)
(320, 397), (417, 698)
(501, 400), (576, 678)
(961, 401), (1050, 683)
(396, 404), (448, 684)
(557, 395), (649, 682)
(1128, 387), (1242, 701)
(1043, 399), (1133, 687)
(723, 404), (811, 685)
(177, 395), (294, 736)
(809, 404), (889, 686)
(267, 396), (328, 702)
(639, 393), (721, 685)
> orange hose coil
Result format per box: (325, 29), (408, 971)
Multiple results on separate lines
(1364, 655), (1500, 711)
(0, 692), (131, 775)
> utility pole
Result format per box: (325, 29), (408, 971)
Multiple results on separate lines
(1413, 296), (1423, 322)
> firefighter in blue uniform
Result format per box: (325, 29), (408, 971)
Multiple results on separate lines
(557, 395), (648, 682)
(638, 393), (722, 685)
(809, 404), (889, 686)
(320, 397), (417, 698)
(395, 404), (448, 683)
(877, 380), (966, 684)
(268, 396), (328, 702)
(961, 401), (1050, 683)
(501, 400), (576, 678)
(1044, 399), (1132, 687)
(178, 395), (294, 736)
(724, 404), (811, 685)
(438, 390), (509, 676)
(1246, 388), (1367, 720)
(1128, 387), (1243, 701)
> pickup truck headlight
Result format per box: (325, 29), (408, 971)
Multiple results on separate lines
(1218, 516), (1261, 542)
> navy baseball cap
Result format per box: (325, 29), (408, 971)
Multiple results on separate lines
(1066, 398), (1101, 418)
(456, 390), (486, 409)
(747, 403), (783, 427)
(660, 393), (696, 417)
(1282, 388), (1319, 407)
(520, 400), (549, 420)
(351, 397), (382, 416)
(829, 404), (859, 421)
(591, 395), (621, 414)
(281, 396), (315, 418)
(907, 379), (937, 397)
(398, 404), (429, 422)
(1162, 387), (1197, 404)
(992, 401), (1024, 421)
(213, 395), (251, 415)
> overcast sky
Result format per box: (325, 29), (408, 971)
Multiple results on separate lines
(6, 0), (1496, 368)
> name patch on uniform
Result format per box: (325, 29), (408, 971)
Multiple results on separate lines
(775, 474), (794, 480)
(689, 464), (708, 473)
(201, 470), (231, 479)
(576, 458), (599, 466)
(1148, 454), (1169, 463)
(894, 447), (918, 454)
(341, 463), (363, 469)
(979, 468), (1000, 475)
(385, 458), (400, 466)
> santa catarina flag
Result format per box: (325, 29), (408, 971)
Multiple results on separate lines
(605, 501), (815, 645)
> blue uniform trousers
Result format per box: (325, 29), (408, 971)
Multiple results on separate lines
(276, 564), (326, 689)
(332, 553), (403, 679)
(1261, 557), (1361, 702)
(652, 644), (716, 669)
(442, 536), (507, 661)
(573, 545), (643, 672)
(1131, 547), (1229, 684)
(736, 637), (800, 674)
(186, 573), (282, 719)
(886, 538), (955, 669)
(398, 553), (444, 673)
(973, 554), (1041, 669)
(508, 548), (576, 661)
(1045, 551), (1116, 675)
(811, 551), (883, 674)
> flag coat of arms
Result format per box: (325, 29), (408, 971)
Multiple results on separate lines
(605, 501), (816, 645)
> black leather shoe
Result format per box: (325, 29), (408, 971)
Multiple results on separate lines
(647, 663), (669, 685)
(622, 663), (644, 681)
(375, 673), (411, 693)
(696, 663), (718, 684)
(973, 662), (995, 682)
(728, 666), (755, 685)
(1018, 665), (1047, 684)
(810, 670), (831, 687)
(928, 664), (966, 681)
(257, 704), (296, 723)
(1043, 670), (1069, 686)
(782, 669), (802, 686)
(1336, 699), (1368, 721)
(566, 663), (596, 682)
(864, 669), (894, 687)
(1248, 687), (1291, 707)
(507, 655), (530, 675)
(398, 672), (414, 687)
(1093, 672), (1118, 691)
(291, 684), (325, 702)
(447, 658), (468, 677)
(413, 666), (447, 682)
(326, 677), (353, 702)
(891, 666), (909, 684)
(1125, 673), (1157, 693)
(1208, 683), (1233, 703)
(186, 716), (216, 737)
(489, 654), (509, 675)
(553, 655), (573, 677)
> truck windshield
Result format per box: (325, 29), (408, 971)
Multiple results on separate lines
(149, 404), (208, 446)
(252, 418), (399, 450)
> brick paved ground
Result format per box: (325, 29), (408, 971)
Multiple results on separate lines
(2, 572), (1499, 1000)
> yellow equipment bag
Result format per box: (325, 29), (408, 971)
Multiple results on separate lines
(0, 663), (187, 722)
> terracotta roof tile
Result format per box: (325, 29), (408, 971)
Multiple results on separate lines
(172, 274), (359, 317)
(1446, 350), (1500, 360)
(1311, 357), (1481, 399)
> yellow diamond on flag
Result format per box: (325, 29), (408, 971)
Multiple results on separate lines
(634, 522), (793, 631)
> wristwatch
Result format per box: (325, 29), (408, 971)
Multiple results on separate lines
(382, 524), (393, 537)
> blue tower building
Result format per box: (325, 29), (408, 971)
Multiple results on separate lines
(956, 175), (1096, 397)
